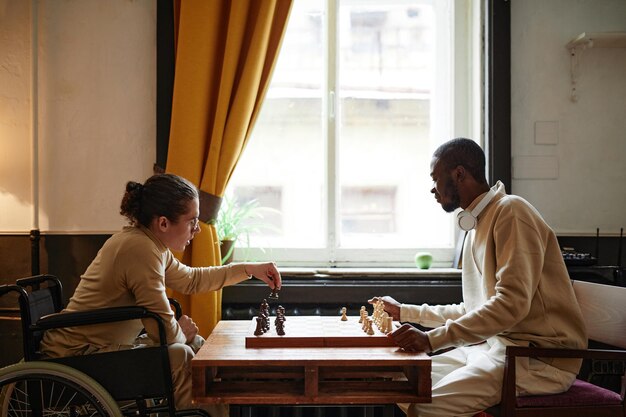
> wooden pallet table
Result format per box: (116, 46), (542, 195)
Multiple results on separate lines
(192, 317), (431, 405)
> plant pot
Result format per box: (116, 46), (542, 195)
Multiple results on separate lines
(220, 239), (235, 265)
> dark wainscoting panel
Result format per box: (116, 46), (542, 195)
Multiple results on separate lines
(0, 235), (41, 287)
(0, 234), (110, 297)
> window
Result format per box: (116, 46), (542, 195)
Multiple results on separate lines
(341, 186), (396, 235)
(227, 0), (482, 267)
(233, 186), (283, 236)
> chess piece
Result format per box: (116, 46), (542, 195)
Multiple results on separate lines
(277, 305), (286, 321)
(260, 299), (270, 316)
(268, 287), (280, 300)
(359, 306), (366, 323)
(384, 316), (393, 334)
(275, 317), (285, 336)
(373, 300), (384, 329)
(366, 318), (375, 335)
(254, 317), (264, 336)
(380, 312), (389, 333)
(340, 307), (348, 321)
(260, 311), (269, 332)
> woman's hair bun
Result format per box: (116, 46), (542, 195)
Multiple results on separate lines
(120, 181), (144, 224)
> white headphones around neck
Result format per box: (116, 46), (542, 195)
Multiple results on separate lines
(457, 187), (497, 231)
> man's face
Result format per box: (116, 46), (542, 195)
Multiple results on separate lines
(430, 157), (461, 213)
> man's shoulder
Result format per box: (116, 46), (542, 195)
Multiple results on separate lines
(493, 193), (549, 230)
(495, 193), (538, 213)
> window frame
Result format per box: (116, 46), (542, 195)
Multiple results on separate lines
(156, 0), (512, 269)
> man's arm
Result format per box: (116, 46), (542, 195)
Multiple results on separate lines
(426, 214), (544, 351)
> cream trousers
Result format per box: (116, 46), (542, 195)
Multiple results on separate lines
(151, 335), (228, 416)
(398, 338), (576, 417)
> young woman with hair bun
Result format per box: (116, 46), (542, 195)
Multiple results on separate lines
(40, 173), (281, 413)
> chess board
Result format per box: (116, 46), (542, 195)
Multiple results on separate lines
(245, 315), (398, 348)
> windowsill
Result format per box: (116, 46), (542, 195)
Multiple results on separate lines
(224, 267), (463, 309)
(276, 267), (462, 279)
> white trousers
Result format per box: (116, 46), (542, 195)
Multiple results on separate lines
(398, 338), (576, 417)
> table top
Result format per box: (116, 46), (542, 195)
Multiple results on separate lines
(193, 318), (431, 365)
(191, 318), (432, 405)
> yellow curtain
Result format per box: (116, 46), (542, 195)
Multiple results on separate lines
(165, 0), (292, 336)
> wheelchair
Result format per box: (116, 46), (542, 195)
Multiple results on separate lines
(0, 274), (210, 417)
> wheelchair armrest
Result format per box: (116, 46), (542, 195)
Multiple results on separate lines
(0, 284), (20, 297)
(35, 306), (167, 346)
(168, 297), (182, 320)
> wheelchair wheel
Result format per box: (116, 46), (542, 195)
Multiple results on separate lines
(0, 361), (122, 417)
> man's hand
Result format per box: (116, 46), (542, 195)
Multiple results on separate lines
(178, 314), (199, 344)
(368, 296), (401, 321)
(244, 262), (282, 290)
(388, 323), (432, 353)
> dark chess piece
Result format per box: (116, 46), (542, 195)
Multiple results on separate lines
(260, 299), (270, 317)
(268, 287), (280, 300)
(254, 317), (264, 336)
(277, 305), (286, 321)
(275, 316), (285, 336)
(261, 311), (270, 332)
(257, 311), (267, 332)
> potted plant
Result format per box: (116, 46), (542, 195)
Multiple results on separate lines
(215, 196), (275, 264)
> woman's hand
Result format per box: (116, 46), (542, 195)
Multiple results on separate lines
(178, 314), (199, 344)
(388, 323), (432, 353)
(367, 296), (402, 321)
(244, 262), (282, 290)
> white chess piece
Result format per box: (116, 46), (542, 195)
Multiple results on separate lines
(358, 306), (366, 323)
(379, 312), (388, 333)
(385, 316), (393, 334)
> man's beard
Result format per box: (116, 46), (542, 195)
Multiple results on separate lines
(441, 177), (461, 213)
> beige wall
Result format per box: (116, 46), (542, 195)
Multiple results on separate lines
(511, 0), (626, 235)
(0, 0), (155, 233)
(0, 0), (32, 232)
(1, 0), (624, 236)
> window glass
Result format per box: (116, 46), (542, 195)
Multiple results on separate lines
(341, 186), (396, 235)
(227, 0), (479, 267)
(230, 0), (325, 249)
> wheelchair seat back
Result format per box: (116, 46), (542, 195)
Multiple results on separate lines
(13, 274), (64, 361)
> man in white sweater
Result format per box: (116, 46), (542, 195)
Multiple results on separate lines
(373, 138), (586, 417)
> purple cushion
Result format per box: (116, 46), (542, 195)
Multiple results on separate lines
(517, 379), (622, 408)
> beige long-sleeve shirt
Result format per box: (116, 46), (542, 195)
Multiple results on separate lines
(40, 225), (250, 357)
(401, 181), (587, 373)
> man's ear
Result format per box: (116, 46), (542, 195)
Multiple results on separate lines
(453, 165), (466, 182)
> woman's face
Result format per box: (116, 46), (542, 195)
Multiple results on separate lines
(155, 198), (201, 252)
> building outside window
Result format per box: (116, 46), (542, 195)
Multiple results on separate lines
(227, 0), (482, 267)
